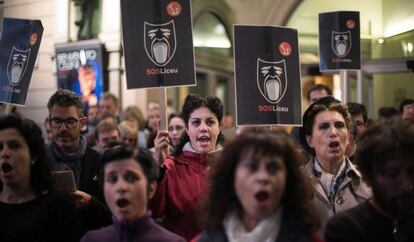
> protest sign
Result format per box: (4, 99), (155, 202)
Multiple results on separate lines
(0, 18), (43, 105)
(121, 0), (196, 89)
(319, 11), (360, 71)
(234, 25), (302, 126)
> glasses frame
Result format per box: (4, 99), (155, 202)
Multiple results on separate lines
(49, 116), (84, 129)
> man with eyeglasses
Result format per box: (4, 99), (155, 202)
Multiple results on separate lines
(47, 89), (111, 232)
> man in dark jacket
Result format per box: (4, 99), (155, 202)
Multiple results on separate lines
(47, 89), (111, 231)
(325, 119), (414, 242)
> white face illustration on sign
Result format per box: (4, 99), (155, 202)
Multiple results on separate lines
(256, 58), (287, 104)
(144, 20), (177, 67)
(7, 47), (31, 87)
(331, 31), (352, 58)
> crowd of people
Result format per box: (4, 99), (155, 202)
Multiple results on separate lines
(1, 87), (414, 242)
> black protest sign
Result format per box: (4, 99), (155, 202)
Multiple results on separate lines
(319, 11), (360, 71)
(0, 18), (43, 105)
(234, 25), (302, 126)
(121, 0), (196, 89)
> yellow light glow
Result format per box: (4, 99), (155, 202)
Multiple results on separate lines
(384, 21), (414, 37)
(407, 42), (413, 53)
(333, 74), (342, 101)
(194, 37), (231, 48)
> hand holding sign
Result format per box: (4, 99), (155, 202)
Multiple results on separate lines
(52, 170), (76, 193)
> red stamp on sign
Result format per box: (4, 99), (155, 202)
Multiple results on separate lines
(346, 19), (355, 29)
(29, 33), (38, 46)
(167, 1), (182, 17)
(279, 42), (292, 57)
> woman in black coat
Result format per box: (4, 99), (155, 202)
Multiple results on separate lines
(196, 129), (321, 242)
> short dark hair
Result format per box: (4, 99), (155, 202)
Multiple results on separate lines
(307, 84), (332, 101)
(102, 92), (119, 108)
(173, 94), (224, 156)
(47, 89), (84, 117)
(201, 130), (319, 233)
(0, 115), (53, 194)
(168, 112), (183, 123)
(356, 119), (414, 178)
(378, 107), (399, 119)
(399, 99), (414, 113)
(100, 145), (159, 186)
(347, 102), (368, 123)
(94, 121), (120, 141)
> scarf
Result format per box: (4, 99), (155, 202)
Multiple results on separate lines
(51, 135), (87, 189)
(312, 158), (347, 204)
(223, 208), (282, 242)
(182, 142), (223, 154)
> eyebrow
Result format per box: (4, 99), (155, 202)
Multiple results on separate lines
(0, 138), (22, 144)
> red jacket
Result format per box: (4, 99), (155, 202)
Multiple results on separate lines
(150, 151), (209, 241)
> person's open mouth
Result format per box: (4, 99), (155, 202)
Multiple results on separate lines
(1, 162), (13, 174)
(116, 198), (130, 209)
(198, 136), (211, 145)
(255, 190), (270, 206)
(329, 141), (340, 149)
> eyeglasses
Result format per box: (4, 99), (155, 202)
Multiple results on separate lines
(50, 117), (82, 129)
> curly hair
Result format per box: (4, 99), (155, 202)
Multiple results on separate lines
(47, 89), (84, 117)
(356, 119), (414, 177)
(303, 103), (351, 156)
(0, 115), (53, 194)
(201, 130), (320, 233)
(173, 94), (224, 156)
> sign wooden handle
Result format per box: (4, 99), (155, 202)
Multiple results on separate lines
(158, 88), (168, 131)
(4, 104), (12, 115)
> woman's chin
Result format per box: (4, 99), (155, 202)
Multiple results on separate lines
(195, 143), (215, 153)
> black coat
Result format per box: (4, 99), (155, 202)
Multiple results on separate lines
(48, 145), (112, 233)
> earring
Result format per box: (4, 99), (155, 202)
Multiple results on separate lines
(31, 159), (36, 165)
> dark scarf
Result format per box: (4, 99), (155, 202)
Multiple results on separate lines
(51, 135), (87, 189)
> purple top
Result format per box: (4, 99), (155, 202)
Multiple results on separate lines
(81, 212), (185, 242)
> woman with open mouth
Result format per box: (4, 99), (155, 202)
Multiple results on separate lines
(0, 115), (81, 242)
(151, 94), (224, 241)
(81, 145), (184, 242)
(196, 129), (321, 242)
(299, 96), (371, 229)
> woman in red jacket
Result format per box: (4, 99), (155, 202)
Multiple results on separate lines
(150, 94), (224, 241)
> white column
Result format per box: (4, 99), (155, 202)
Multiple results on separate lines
(340, 70), (348, 103)
(99, 0), (122, 104)
(356, 70), (363, 103)
(54, 0), (69, 43)
(99, 0), (147, 112)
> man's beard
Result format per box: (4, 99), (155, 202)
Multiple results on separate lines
(372, 188), (414, 219)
